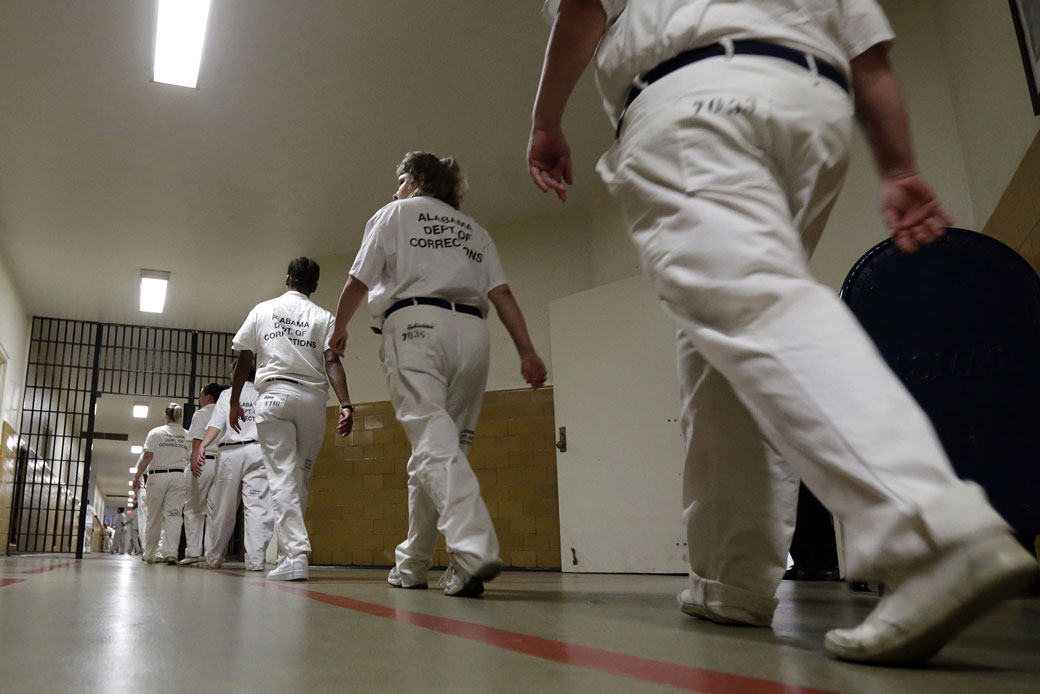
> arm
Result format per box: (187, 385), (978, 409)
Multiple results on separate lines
(528, 0), (608, 201)
(228, 351), (253, 433)
(329, 276), (369, 355)
(131, 451), (153, 491)
(488, 284), (547, 389)
(851, 44), (952, 253)
(325, 349), (354, 437)
(191, 426), (222, 477)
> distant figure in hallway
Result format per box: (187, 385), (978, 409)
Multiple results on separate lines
(194, 355), (273, 571)
(181, 382), (226, 566)
(132, 403), (189, 565)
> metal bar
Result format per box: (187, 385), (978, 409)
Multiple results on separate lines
(186, 331), (199, 428)
(76, 323), (103, 559)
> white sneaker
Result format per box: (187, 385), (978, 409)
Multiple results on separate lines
(164, 556), (178, 565)
(177, 556), (200, 566)
(387, 566), (428, 589)
(439, 558), (502, 597)
(267, 555), (309, 581)
(825, 533), (1038, 664)
(676, 589), (771, 627)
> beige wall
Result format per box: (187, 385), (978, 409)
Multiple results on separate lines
(0, 253), (29, 433)
(933, 0), (1040, 228)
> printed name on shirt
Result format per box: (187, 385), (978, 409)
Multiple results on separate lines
(411, 212), (483, 262)
(690, 96), (756, 117)
(263, 312), (319, 349)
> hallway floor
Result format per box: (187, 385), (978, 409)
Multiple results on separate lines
(1, 553), (1037, 693)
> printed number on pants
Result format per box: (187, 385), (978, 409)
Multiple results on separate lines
(260, 393), (287, 409)
(691, 97), (756, 116)
(401, 321), (434, 342)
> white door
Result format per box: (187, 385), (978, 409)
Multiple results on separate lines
(549, 274), (687, 573)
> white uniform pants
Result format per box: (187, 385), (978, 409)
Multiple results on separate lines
(143, 471), (186, 562)
(137, 486), (147, 550)
(115, 527), (126, 554)
(182, 454), (217, 558)
(204, 443), (274, 569)
(381, 305), (499, 581)
(255, 382), (326, 560)
(598, 57), (1008, 623)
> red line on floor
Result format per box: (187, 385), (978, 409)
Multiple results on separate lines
(19, 560), (79, 574)
(256, 581), (837, 694)
(0, 578), (27, 588)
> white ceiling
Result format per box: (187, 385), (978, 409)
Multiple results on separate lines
(91, 393), (184, 502)
(0, 0), (613, 333)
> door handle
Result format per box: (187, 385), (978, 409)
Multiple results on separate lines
(556, 426), (567, 453)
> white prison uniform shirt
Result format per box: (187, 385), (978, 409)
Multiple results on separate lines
(208, 383), (260, 443)
(350, 196), (508, 328)
(232, 291), (335, 394)
(188, 403), (218, 455)
(143, 424), (189, 469)
(543, 0), (894, 129)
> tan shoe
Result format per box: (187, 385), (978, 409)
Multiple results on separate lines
(825, 533), (1037, 664)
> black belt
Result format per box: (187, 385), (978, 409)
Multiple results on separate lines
(372, 297), (484, 335)
(150, 468), (183, 474)
(270, 376), (302, 385)
(219, 439), (258, 448)
(204, 454), (216, 460)
(617, 40), (850, 138)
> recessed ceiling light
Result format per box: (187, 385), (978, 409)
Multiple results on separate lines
(131, 445), (143, 454)
(127, 480), (133, 487)
(129, 467), (138, 474)
(132, 404), (149, 419)
(139, 270), (170, 313)
(153, 0), (212, 89)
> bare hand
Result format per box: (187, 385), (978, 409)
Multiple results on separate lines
(229, 403), (245, 433)
(521, 353), (547, 389)
(132, 477), (140, 492)
(191, 451), (206, 478)
(329, 327), (348, 356)
(528, 126), (573, 202)
(879, 173), (952, 253)
(337, 409), (354, 437)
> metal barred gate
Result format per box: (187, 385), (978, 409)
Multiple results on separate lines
(10, 317), (233, 557)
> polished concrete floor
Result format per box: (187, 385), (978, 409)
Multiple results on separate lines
(1, 554), (1038, 693)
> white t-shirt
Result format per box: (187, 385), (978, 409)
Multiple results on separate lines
(143, 423), (189, 470)
(350, 196), (508, 327)
(207, 381), (259, 444)
(232, 291), (335, 393)
(543, 0), (894, 127)
(187, 403), (219, 456)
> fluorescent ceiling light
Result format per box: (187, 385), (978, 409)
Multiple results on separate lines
(132, 404), (149, 419)
(131, 445), (143, 454)
(153, 0), (212, 88)
(129, 467), (138, 474)
(139, 270), (170, 313)
(128, 480), (134, 487)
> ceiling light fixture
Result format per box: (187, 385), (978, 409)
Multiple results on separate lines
(132, 404), (149, 419)
(131, 444), (143, 454)
(139, 269), (170, 313)
(153, 0), (212, 89)
(129, 467), (138, 474)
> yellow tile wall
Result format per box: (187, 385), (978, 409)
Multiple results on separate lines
(306, 387), (560, 569)
(0, 421), (17, 554)
(983, 129), (1040, 274)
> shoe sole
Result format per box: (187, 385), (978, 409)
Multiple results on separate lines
(825, 547), (1037, 664)
(446, 578), (484, 598)
(388, 580), (428, 589)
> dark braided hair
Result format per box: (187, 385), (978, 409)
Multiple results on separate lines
(287, 257), (320, 295)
